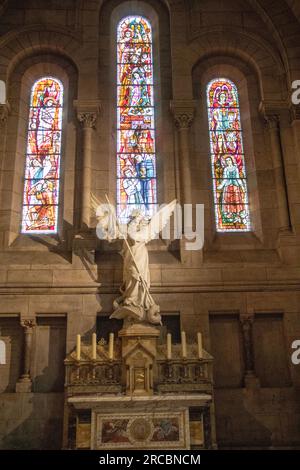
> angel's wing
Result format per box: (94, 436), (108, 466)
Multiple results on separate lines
(91, 193), (101, 217)
(148, 199), (177, 241)
(131, 199), (177, 243)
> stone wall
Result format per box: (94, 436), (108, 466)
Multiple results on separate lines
(0, 393), (64, 450)
(0, 317), (23, 393)
(215, 388), (300, 448)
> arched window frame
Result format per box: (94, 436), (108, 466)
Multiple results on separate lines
(206, 78), (251, 233)
(0, 79), (6, 104)
(21, 76), (64, 234)
(0, 339), (6, 365)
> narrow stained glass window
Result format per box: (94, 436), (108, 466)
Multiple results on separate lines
(0, 340), (6, 365)
(207, 78), (251, 232)
(21, 77), (63, 234)
(117, 16), (157, 224)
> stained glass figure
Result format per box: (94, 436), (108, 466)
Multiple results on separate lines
(117, 16), (157, 223)
(21, 77), (63, 233)
(207, 78), (251, 232)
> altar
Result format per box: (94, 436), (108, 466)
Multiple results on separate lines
(64, 324), (216, 450)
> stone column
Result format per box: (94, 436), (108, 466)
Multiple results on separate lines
(259, 102), (291, 232)
(290, 105), (300, 184)
(16, 319), (35, 392)
(240, 314), (259, 388)
(74, 100), (101, 230)
(0, 102), (10, 172)
(171, 100), (196, 206)
(203, 407), (213, 450)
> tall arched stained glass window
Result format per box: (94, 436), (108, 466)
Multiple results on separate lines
(117, 16), (157, 223)
(207, 78), (251, 232)
(21, 77), (63, 234)
(0, 340), (6, 365)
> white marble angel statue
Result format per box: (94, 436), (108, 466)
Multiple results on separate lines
(93, 196), (177, 326)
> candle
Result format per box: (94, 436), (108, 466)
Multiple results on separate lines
(76, 334), (81, 361)
(92, 332), (97, 360)
(197, 332), (203, 359)
(181, 331), (187, 359)
(108, 333), (114, 360)
(167, 333), (172, 360)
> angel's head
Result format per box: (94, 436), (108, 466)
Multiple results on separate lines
(128, 208), (149, 231)
(128, 208), (144, 223)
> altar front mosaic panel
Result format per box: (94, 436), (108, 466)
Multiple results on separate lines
(92, 410), (190, 449)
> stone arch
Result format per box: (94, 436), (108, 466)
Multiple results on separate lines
(246, 0), (292, 80)
(173, 28), (288, 103)
(0, 0), (8, 17)
(247, 0), (300, 81)
(184, 0), (300, 84)
(100, 0), (171, 15)
(286, 0), (300, 22)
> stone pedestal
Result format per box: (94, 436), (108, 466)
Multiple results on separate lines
(15, 379), (32, 393)
(244, 371), (260, 389)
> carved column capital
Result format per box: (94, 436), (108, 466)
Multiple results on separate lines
(77, 112), (98, 129)
(265, 114), (280, 130)
(259, 99), (292, 123)
(0, 102), (10, 126)
(170, 100), (196, 129)
(240, 313), (254, 328)
(174, 113), (194, 129)
(258, 101), (283, 128)
(20, 319), (36, 329)
(74, 100), (101, 129)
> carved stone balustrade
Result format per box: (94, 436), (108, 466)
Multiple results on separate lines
(65, 339), (213, 396)
(64, 344), (122, 394)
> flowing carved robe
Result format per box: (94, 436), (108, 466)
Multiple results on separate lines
(118, 237), (151, 312)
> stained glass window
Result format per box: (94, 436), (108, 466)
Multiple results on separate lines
(0, 340), (6, 365)
(21, 77), (63, 234)
(207, 78), (251, 232)
(117, 16), (157, 224)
